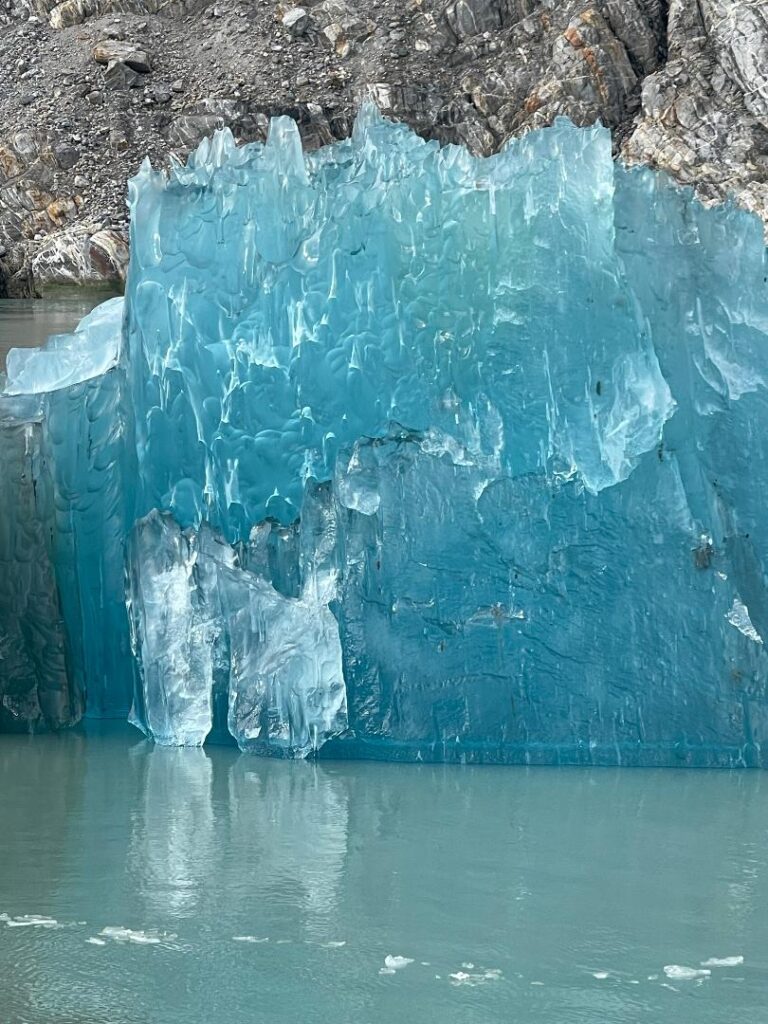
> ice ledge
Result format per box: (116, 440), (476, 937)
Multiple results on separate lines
(3, 296), (124, 397)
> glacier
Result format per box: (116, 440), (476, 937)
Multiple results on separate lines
(2, 106), (768, 766)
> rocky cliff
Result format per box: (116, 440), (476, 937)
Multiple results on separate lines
(1, 0), (766, 295)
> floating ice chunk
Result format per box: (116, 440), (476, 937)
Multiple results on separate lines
(663, 965), (711, 981)
(381, 955), (413, 972)
(233, 936), (270, 944)
(87, 937), (107, 946)
(450, 967), (503, 986)
(99, 926), (177, 946)
(3, 915), (60, 929)
(701, 955), (744, 968)
(592, 971), (609, 980)
(726, 600), (763, 644)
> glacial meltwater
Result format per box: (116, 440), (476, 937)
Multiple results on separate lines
(0, 725), (767, 1024)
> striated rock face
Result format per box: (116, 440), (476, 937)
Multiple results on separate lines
(0, 0), (767, 295)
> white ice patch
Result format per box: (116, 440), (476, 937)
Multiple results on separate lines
(592, 971), (609, 980)
(319, 940), (346, 949)
(663, 965), (711, 981)
(701, 955), (744, 968)
(380, 954), (414, 974)
(233, 936), (269, 944)
(726, 599), (763, 644)
(0, 914), (61, 929)
(87, 937), (107, 946)
(449, 967), (503, 987)
(99, 926), (177, 946)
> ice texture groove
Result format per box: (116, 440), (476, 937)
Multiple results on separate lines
(2, 107), (768, 764)
(0, 395), (75, 730)
(1, 298), (135, 725)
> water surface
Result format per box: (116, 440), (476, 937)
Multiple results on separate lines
(0, 726), (766, 1024)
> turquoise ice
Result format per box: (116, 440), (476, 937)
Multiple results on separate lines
(2, 107), (767, 764)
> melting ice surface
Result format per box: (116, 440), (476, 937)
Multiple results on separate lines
(2, 105), (768, 765)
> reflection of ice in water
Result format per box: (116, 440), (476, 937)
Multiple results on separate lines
(127, 745), (216, 918)
(126, 745), (349, 940)
(225, 759), (349, 940)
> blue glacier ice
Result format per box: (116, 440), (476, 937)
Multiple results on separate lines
(2, 106), (768, 766)
(1, 297), (134, 727)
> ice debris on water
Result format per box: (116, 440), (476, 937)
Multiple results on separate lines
(663, 965), (711, 981)
(380, 954), (414, 974)
(701, 955), (744, 968)
(3, 105), (768, 766)
(98, 926), (177, 947)
(0, 914), (61, 929)
(449, 967), (502, 987)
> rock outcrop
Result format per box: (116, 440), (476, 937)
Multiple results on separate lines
(1, 0), (766, 295)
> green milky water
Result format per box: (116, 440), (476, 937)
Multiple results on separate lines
(0, 725), (766, 1024)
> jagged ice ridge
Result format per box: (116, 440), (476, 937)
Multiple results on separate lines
(1, 105), (768, 765)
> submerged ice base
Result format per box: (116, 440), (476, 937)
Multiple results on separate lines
(2, 108), (768, 765)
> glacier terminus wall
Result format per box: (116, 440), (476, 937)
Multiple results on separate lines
(1, 106), (768, 767)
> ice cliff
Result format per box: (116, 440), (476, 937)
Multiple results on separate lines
(2, 107), (768, 766)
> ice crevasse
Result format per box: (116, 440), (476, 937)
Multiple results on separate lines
(2, 104), (768, 766)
